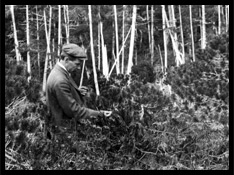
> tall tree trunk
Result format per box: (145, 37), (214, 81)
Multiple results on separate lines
(163, 7), (183, 66)
(179, 5), (185, 64)
(10, 5), (21, 64)
(48, 6), (52, 69)
(26, 5), (31, 82)
(42, 8), (49, 93)
(63, 5), (69, 44)
(218, 5), (221, 35)
(201, 5), (206, 50)
(36, 6), (41, 78)
(100, 22), (109, 78)
(114, 5), (120, 74)
(162, 5), (167, 70)
(151, 5), (154, 65)
(109, 25), (132, 77)
(121, 5), (125, 74)
(97, 5), (101, 70)
(88, 5), (100, 96)
(146, 5), (151, 59)
(225, 5), (229, 33)
(189, 5), (195, 61)
(126, 5), (137, 75)
(58, 5), (61, 60)
(112, 21), (115, 66)
(158, 45), (164, 73)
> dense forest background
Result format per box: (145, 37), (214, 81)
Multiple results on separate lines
(5, 5), (229, 170)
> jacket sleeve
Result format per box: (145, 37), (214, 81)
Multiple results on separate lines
(55, 80), (100, 120)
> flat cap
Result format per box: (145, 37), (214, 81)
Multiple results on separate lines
(61, 43), (87, 60)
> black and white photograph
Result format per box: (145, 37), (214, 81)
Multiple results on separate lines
(4, 5), (229, 170)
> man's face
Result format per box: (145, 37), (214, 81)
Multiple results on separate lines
(65, 57), (82, 73)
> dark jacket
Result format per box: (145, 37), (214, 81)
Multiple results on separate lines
(46, 63), (99, 126)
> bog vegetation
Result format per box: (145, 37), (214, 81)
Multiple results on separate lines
(5, 5), (229, 170)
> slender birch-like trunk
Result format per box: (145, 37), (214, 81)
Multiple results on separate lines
(58, 5), (61, 59)
(10, 5), (21, 64)
(97, 5), (101, 70)
(179, 5), (185, 64)
(42, 8), (49, 93)
(100, 22), (109, 79)
(114, 5), (120, 74)
(48, 6), (52, 69)
(162, 5), (167, 69)
(121, 5), (125, 74)
(88, 5), (100, 96)
(63, 5), (69, 44)
(126, 5), (137, 75)
(189, 5), (195, 61)
(218, 5), (221, 35)
(26, 5), (31, 82)
(151, 5), (154, 65)
(158, 45), (164, 73)
(146, 5), (151, 59)
(36, 6), (40, 78)
(225, 5), (229, 33)
(201, 5), (206, 50)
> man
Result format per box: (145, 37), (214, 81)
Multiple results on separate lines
(45, 43), (111, 135)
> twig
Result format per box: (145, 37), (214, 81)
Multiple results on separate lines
(79, 60), (86, 88)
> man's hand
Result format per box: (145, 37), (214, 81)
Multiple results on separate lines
(100, 110), (112, 117)
(78, 86), (89, 96)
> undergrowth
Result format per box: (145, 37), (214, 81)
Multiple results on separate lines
(5, 34), (229, 170)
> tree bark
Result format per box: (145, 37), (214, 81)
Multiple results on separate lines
(201, 5), (206, 50)
(26, 5), (31, 82)
(58, 5), (61, 60)
(48, 6), (52, 69)
(218, 5), (221, 35)
(10, 5), (21, 64)
(179, 5), (185, 64)
(121, 5), (125, 74)
(42, 8), (50, 93)
(189, 5), (195, 61)
(146, 5), (151, 59)
(88, 5), (100, 96)
(36, 6), (41, 78)
(162, 5), (167, 70)
(225, 5), (229, 33)
(63, 5), (69, 44)
(151, 5), (154, 65)
(114, 5), (120, 74)
(126, 5), (137, 75)
(97, 5), (101, 70)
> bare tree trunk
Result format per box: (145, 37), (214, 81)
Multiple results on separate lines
(179, 5), (185, 64)
(63, 5), (69, 44)
(121, 5), (125, 74)
(100, 22), (109, 78)
(10, 5), (21, 64)
(58, 5), (61, 60)
(146, 5), (151, 59)
(151, 5), (154, 65)
(201, 5), (206, 50)
(88, 5), (100, 96)
(109, 25), (132, 77)
(42, 8), (49, 93)
(126, 5), (137, 75)
(162, 5), (167, 70)
(26, 5), (31, 82)
(97, 5), (101, 70)
(225, 5), (229, 33)
(218, 5), (221, 35)
(189, 5), (195, 61)
(36, 6), (41, 78)
(158, 45), (164, 73)
(112, 21), (115, 66)
(114, 5), (120, 74)
(48, 6), (52, 70)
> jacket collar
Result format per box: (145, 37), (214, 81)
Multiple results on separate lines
(54, 63), (80, 91)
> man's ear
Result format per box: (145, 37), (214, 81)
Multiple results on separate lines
(64, 57), (69, 62)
